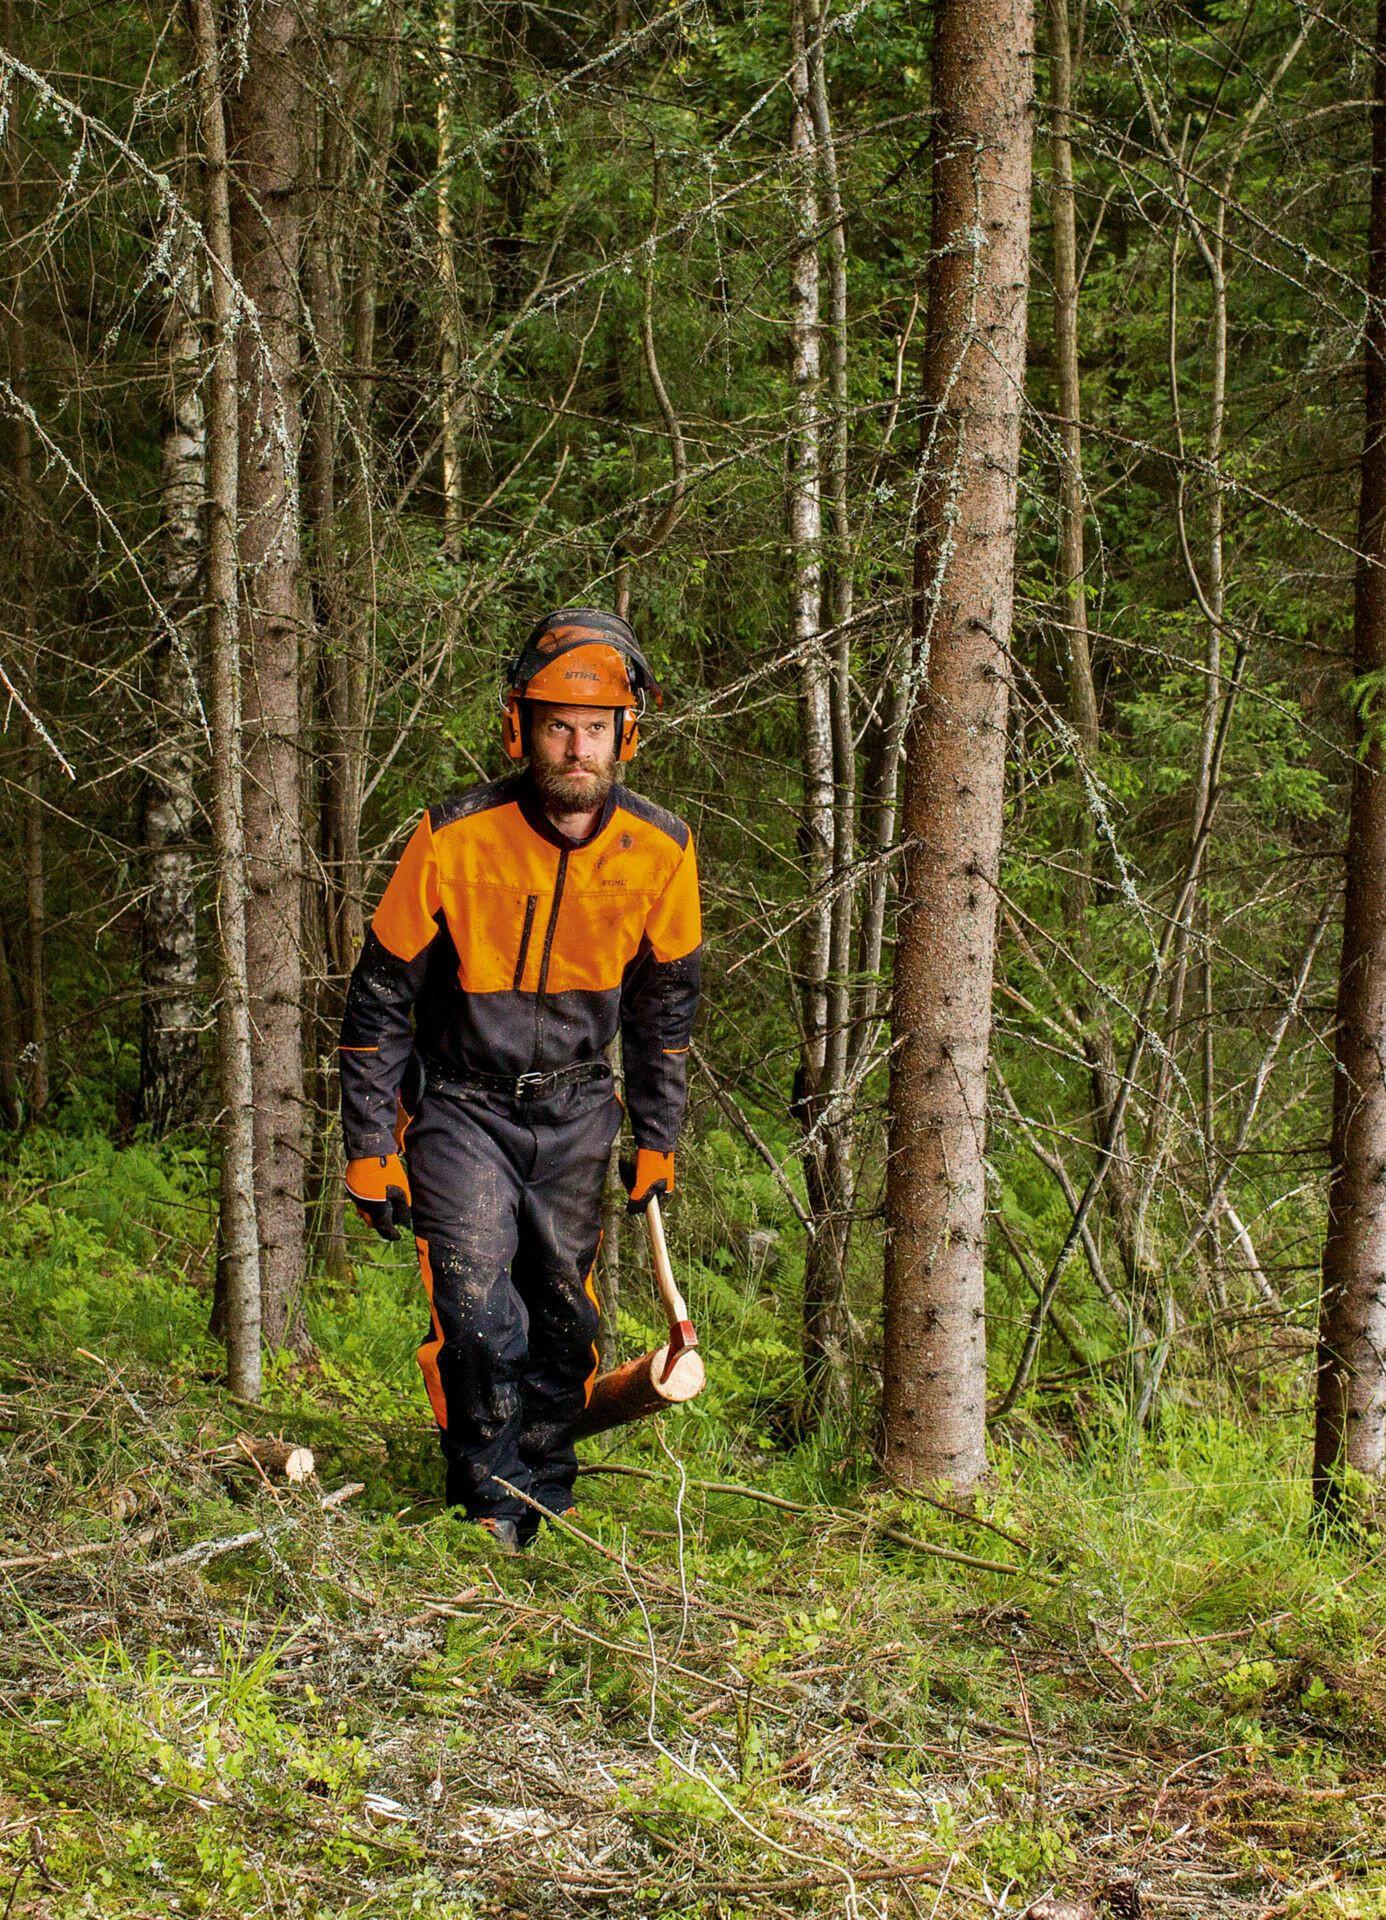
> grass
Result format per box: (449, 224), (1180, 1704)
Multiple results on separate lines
(0, 1124), (1383, 1918)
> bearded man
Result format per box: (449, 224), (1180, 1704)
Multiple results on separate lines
(338, 609), (702, 1550)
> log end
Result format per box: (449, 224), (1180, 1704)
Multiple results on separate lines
(651, 1343), (706, 1403)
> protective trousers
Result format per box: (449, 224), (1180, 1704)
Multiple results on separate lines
(404, 1071), (622, 1535)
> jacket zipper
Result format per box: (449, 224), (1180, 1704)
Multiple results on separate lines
(532, 848), (569, 1067)
(512, 893), (538, 991)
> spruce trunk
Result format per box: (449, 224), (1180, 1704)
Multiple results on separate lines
(190, 0), (262, 1399)
(882, 0), (1035, 1493)
(228, 0), (307, 1352)
(1314, 0), (1386, 1508)
(1, 25), (49, 1120)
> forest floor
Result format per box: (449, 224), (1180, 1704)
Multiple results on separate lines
(0, 1127), (1383, 1919)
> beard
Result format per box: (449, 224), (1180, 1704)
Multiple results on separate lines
(529, 754), (617, 816)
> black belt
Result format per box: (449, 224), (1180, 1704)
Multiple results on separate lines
(420, 1056), (611, 1104)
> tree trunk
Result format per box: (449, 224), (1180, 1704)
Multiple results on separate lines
(808, 0), (856, 1100)
(788, 0), (847, 1428)
(228, 0), (307, 1353)
(848, 673), (904, 1077)
(190, 0), (262, 1400)
(304, 95), (352, 1285)
(882, 0), (1035, 1493)
(1314, 0), (1386, 1510)
(139, 219), (204, 1134)
(436, 0), (463, 558)
(0, 916), (20, 1129)
(314, 19), (398, 1273)
(1, 25), (49, 1120)
(21, 733), (47, 1116)
(1048, 0), (1155, 1367)
(1047, 0), (1097, 804)
(808, 0), (859, 1426)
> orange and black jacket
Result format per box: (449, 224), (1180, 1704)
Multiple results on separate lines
(340, 773), (701, 1160)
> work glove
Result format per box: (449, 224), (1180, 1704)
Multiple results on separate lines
(621, 1148), (674, 1215)
(345, 1153), (413, 1242)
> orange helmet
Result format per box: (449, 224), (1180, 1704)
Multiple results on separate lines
(501, 608), (662, 763)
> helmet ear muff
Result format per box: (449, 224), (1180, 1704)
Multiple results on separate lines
(617, 705), (640, 762)
(502, 696), (526, 761)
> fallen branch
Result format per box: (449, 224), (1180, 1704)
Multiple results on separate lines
(685, 1856), (986, 1903)
(151, 1482), (363, 1574)
(576, 1461), (1058, 1584)
(0, 1522), (163, 1574)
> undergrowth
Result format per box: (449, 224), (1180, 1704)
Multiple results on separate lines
(0, 1125), (1382, 1918)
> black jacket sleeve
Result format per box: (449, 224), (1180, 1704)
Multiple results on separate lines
(339, 814), (441, 1159)
(620, 836), (702, 1152)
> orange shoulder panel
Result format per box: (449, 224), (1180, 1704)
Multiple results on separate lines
(372, 814), (442, 962)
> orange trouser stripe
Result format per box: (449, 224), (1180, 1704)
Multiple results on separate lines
(414, 1236), (449, 1430)
(582, 1233), (603, 1406)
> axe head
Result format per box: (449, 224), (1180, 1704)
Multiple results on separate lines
(659, 1317), (698, 1382)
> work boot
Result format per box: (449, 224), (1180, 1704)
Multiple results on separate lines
(475, 1516), (523, 1556)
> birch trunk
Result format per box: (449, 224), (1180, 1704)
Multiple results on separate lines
(139, 225), (204, 1134)
(437, 0), (463, 557)
(808, 0), (855, 1099)
(788, 0), (847, 1426)
(1314, 0), (1386, 1507)
(807, 0), (859, 1420)
(190, 0), (262, 1399)
(228, 0), (307, 1353)
(882, 0), (1035, 1492)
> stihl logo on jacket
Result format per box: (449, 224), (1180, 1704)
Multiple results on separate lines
(340, 773), (702, 1159)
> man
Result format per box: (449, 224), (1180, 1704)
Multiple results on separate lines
(339, 608), (702, 1550)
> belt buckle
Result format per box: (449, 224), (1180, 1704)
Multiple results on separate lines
(513, 1070), (550, 1100)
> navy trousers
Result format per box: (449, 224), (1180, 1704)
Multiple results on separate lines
(404, 1072), (621, 1534)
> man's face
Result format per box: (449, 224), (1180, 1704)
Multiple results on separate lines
(526, 701), (620, 814)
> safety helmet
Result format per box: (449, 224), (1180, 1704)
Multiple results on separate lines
(501, 607), (662, 763)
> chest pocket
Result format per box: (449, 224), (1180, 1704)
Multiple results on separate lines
(544, 886), (653, 993)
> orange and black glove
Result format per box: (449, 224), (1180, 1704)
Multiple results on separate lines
(621, 1148), (674, 1216)
(345, 1153), (412, 1242)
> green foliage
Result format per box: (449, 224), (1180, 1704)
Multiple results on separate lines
(2, 1126), (1382, 1916)
(5, 0), (1386, 1904)
(0, 1127), (214, 1366)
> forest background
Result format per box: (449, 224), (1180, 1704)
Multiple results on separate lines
(1, 0), (1385, 1915)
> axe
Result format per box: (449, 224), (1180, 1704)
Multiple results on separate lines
(573, 1192), (705, 1439)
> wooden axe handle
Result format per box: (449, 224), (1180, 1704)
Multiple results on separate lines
(644, 1193), (689, 1331)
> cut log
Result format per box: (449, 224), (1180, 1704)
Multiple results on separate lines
(237, 1435), (316, 1483)
(573, 1343), (706, 1439)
